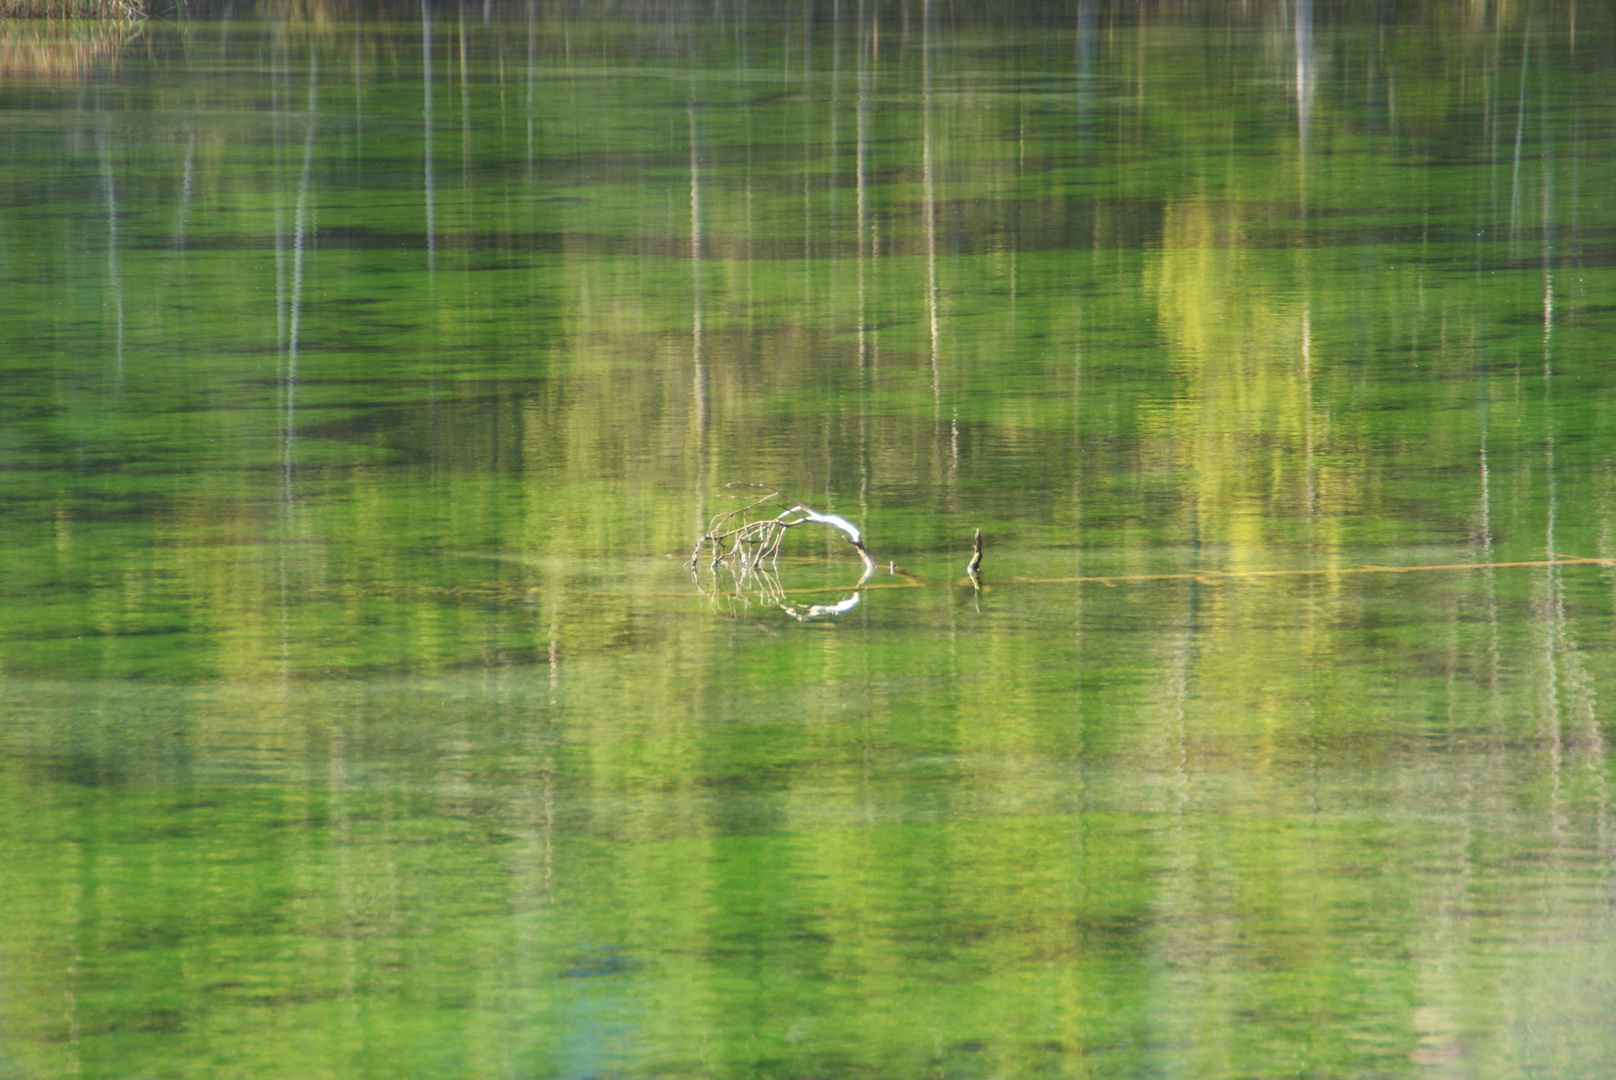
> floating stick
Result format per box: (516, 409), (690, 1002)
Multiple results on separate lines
(725, 555), (1615, 599)
(688, 484), (877, 581)
(1014, 555), (1616, 587)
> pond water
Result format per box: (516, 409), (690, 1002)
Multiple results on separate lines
(2, 3), (1615, 1077)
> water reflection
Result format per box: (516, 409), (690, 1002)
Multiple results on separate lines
(692, 560), (872, 622)
(1, 4), (1615, 1078)
(0, 18), (139, 80)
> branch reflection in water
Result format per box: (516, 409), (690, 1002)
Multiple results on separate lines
(693, 559), (871, 622)
(688, 483), (878, 620)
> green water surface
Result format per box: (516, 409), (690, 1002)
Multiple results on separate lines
(2, 4), (1615, 1078)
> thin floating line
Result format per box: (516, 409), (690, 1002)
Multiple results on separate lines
(680, 556), (1616, 600)
(1014, 556), (1616, 587)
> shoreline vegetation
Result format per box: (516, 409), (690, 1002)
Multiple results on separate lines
(0, 17), (139, 76)
(5, 0), (1612, 23)
(0, 0), (145, 17)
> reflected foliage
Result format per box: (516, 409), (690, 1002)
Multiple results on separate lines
(1, 2), (1615, 1078)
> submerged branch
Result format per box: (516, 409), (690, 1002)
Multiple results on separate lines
(965, 528), (983, 578)
(685, 490), (1616, 621)
(688, 483), (877, 577)
(688, 483), (878, 620)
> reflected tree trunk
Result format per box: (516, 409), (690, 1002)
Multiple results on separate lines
(1477, 309), (1500, 707)
(1294, 0), (1313, 157)
(353, 31), (363, 171)
(423, 0), (436, 278)
(151, 126), (195, 332)
(459, 2), (472, 239)
(280, 48), (317, 513)
(273, 31), (287, 363)
(97, 123), (124, 382)
(525, 0), (534, 166)
(856, 0), (871, 524)
(923, 0), (938, 415)
(167, 128), (195, 290)
(689, 89), (707, 533)
(1508, 32), (1527, 248)
(1540, 79), (1562, 809)
(1302, 306), (1314, 518)
(289, 53), (317, 380)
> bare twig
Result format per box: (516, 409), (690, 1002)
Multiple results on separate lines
(965, 528), (983, 578)
(687, 483), (878, 620)
(688, 483), (877, 578)
(1012, 554), (1616, 586)
(683, 490), (1616, 620)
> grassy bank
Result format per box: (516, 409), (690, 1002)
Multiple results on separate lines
(0, 0), (143, 17)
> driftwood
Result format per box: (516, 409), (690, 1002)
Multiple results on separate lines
(688, 484), (877, 579)
(687, 483), (999, 619)
(685, 492), (1616, 620)
(686, 484), (880, 621)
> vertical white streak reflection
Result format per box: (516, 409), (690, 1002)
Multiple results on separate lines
(1071, 291), (1086, 835)
(97, 126), (124, 381)
(548, 609), (560, 707)
(1508, 34), (1527, 246)
(857, 1), (872, 528)
(923, 0), (938, 413)
(354, 33), (363, 166)
(64, 840), (83, 1080)
(274, 35), (288, 365)
(423, 0), (436, 277)
(459, 5), (472, 230)
(526, 0), (535, 165)
(1541, 145), (1562, 814)
(1295, 0), (1313, 235)
(1294, 0), (1314, 154)
(272, 32), (292, 683)
(155, 128), (197, 329)
(289, 54), (318, 381)
(1071, 2), (1093, 845)
(282, 49), (319, 687)
(690, 94), (708, 529)
(1479, 331), (1499, 703)
(176, 129), (196, 252)
(1302, 307), (1314, 517)
(856, 0), (870, 377)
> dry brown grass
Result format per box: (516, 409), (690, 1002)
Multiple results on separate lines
(0, 18), (141, 78)
(0, 0), (144, 18)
